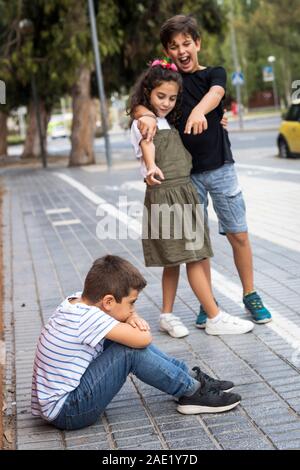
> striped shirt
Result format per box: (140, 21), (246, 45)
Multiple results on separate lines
(31, 292), (119, 421)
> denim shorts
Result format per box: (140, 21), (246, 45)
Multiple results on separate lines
(191, 163), (248, 235)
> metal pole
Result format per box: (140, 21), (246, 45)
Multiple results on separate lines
(31, 74), (47, 168)
(272, 68), (279, 109)
(229, 0), (243, 129)
(87, 0), (112, 168)
(268, 56), (280, 110)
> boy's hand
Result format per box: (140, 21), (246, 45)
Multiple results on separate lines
(137, 116), (157, 142)
(145, 165), (165, 186)
(184, 109), (208, 135)
(221, 108), (228, 129)
(126, 314), (150, 331)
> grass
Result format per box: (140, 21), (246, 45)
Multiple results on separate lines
(7, 135), (25, 146)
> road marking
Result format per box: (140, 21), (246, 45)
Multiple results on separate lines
(45, 208), (71, 215)
(118, 177), (300, 253)
(211, 269), (300, 355)
(53, 172), (300, 352)
(82, 161), (138, 173)
(121, 181), (145, 192)
(237, 163), (300, 175)
(54, 172), (141, 234)
(52, 219), (81, 227)
(235, 136), (257, 141)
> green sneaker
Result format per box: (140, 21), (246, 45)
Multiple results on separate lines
(195, 305), (207, 329)
(195, 299), (219, 329)
(243, 291), (272, 324)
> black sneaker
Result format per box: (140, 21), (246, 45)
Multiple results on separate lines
(192, 366), (234, 392)
(177, 377), (241, 415)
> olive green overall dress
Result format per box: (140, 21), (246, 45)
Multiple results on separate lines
(142, 128), (213, 267)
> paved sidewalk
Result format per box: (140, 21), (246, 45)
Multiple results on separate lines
(1, 157), (300, 450)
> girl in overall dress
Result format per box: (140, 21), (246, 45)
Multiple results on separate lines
(129, 59), (254, 338)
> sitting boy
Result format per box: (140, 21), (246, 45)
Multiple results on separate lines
(31, 255), (241, 430)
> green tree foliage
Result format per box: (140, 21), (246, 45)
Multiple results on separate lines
(247, 0), (300, 103)
(0, 0), (29, 113)
(219, 0), (300, 106)
(0, 0), (123, 111)
(1, 0), (298, 162)
(101, 0), (226, 93)
(1, 0), (226, 106)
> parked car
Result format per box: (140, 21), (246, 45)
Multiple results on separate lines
(47, 113), (72, 139)
(50, 123), (70, 139)
(277, 100), (300, 158)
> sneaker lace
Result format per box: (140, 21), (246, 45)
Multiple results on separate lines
(247, 294), (264, 310)
(208, 387), (222, 395)
(192, 366), (219, 390)
(199, 382), (221, 396)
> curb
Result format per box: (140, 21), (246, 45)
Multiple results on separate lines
(229, 127), (278, 133)
(0, 186), (3, 449)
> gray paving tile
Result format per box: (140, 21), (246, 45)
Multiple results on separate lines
(3, 165), (300, 451)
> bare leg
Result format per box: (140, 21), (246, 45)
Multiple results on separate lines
(186, 261), (218, 318)
(201, 258), (213, 291)
(226, 232), (254, 295)
(162, 266), (180, 313)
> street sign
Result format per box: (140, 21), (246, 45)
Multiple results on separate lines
(232, 71), (244, 86)
(263, 66), (274, 82)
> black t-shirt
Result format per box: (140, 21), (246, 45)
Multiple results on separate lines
(177, 66), (234, 173)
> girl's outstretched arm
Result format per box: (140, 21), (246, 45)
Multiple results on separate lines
(140, 139), (165, 185)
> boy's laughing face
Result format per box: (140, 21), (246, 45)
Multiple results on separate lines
(165, 33), (201, 74)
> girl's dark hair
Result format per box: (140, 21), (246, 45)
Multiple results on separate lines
(160, 15), (200, 50)
(82, 255), (147, 303)
(127, 64), (183, 125)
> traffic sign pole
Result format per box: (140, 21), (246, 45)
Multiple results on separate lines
(236, 83), (243, 130)
(232, 72), (244, 130)
(229, 1), (244, 130)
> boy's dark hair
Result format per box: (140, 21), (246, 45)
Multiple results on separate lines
(82, 255), (147, 303)
(127, 64), (182, 125)
(160, 15), (200, 50)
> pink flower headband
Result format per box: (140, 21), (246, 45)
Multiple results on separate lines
(150, 57), (178, 72)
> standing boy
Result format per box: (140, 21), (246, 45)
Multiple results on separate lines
(135, 15), (272, 330)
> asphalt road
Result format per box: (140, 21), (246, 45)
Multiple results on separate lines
(8, 115), (282, 160)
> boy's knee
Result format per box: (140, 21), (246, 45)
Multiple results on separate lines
(227, 232), (249, 248)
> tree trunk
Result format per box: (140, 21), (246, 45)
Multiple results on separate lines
(69, 66), (96, 166)
(21, 99), (49, 159)
(0, 112), (8, 158)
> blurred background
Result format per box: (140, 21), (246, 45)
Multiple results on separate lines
(0, 0), (299, 167)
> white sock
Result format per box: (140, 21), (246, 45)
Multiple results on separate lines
(207, 310), (223, 324)
(160, 313), (173, 318)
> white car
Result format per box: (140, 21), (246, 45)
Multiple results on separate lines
(50, 124), (70, 139)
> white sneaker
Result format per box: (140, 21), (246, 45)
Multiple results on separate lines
(205, 311), (254, 335)
(159, 314), (189, 338)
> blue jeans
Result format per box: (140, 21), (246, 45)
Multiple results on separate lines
(51, 341), (198, 430)
(191, 163), (248, 235)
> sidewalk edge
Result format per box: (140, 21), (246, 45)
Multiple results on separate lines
(0, 183), (4, 448)
(0, 182), (16, 449)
